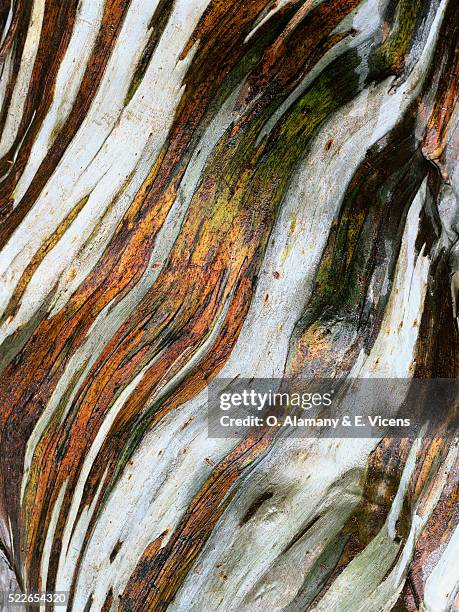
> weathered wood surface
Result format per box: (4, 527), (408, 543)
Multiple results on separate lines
(0, 0), (457, 610)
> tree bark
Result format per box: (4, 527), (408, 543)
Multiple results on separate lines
(0, 0), (457, 610)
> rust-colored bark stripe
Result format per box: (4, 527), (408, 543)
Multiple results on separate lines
(0, 0), (32, 143)
(0, 1), (12, 48)
(422, 1), (458, 169)
(63, 260), (259, 598)
(405, 449), (458, 604)
(0, 0), (133, 247)
(120, 432), (273, 611)
(0, 0), (80, 204)
(0, 0), (27, 60)
(238, 0), (359, 108)
(1, 194), (90, 324)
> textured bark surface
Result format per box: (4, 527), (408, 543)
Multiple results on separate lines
(0, 0), (458, 610)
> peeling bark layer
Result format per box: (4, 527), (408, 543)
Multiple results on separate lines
(0, 0), (458, 610)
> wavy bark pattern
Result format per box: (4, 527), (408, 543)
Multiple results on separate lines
(0, 0), (457, 610)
